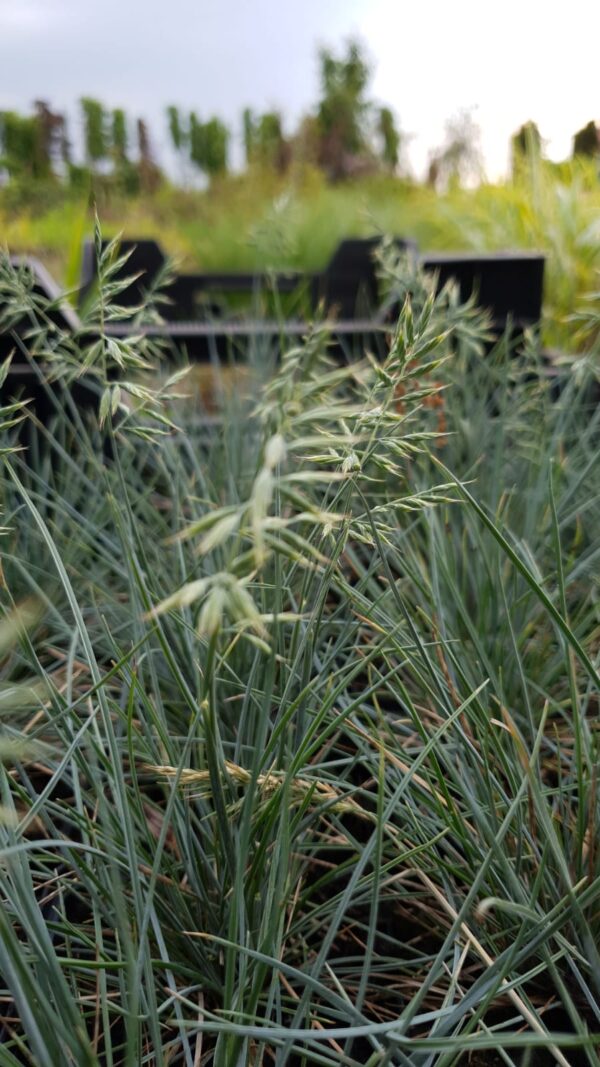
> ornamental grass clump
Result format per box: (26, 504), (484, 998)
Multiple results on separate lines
(0, 234), (598, 1065)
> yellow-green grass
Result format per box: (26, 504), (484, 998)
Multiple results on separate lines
(2, 159), (599, 346)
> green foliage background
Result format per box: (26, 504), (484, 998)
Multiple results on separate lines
(2, 158), (599, 348)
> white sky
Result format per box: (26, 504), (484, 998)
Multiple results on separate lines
(0, 0), (598, 178)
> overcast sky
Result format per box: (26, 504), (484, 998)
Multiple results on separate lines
(1, 0), (598, 178)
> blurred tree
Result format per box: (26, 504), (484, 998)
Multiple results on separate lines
(261, 112), (290, 172)
(572, 121), (599, 158)
(189, 111), (204, 170)
(513, 121), (542, 156)
(111, 109), (128, 162)
(316, 40), (371, 179)
(80, 98), (107, 169)
(378, 106), (400, 171)
(511, 120), (542, 176)
(428, 110), (482, 190)
(242, 108), (256, 166)
(167, 106), (189, 183)
(136, 117), (161, 192)
(33, 100), (66, 177)
(291, 114), (321, 169)
(202, 118), (228, 176)
(0, 105), (70, 182)
(244, 110), (288, 172)
(167, 106), (184, 153)
(110, 110), (141, 194)
(189, 113), (228, 179)
(0, 112), (37, 179)
(58, 114), (71, 167)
